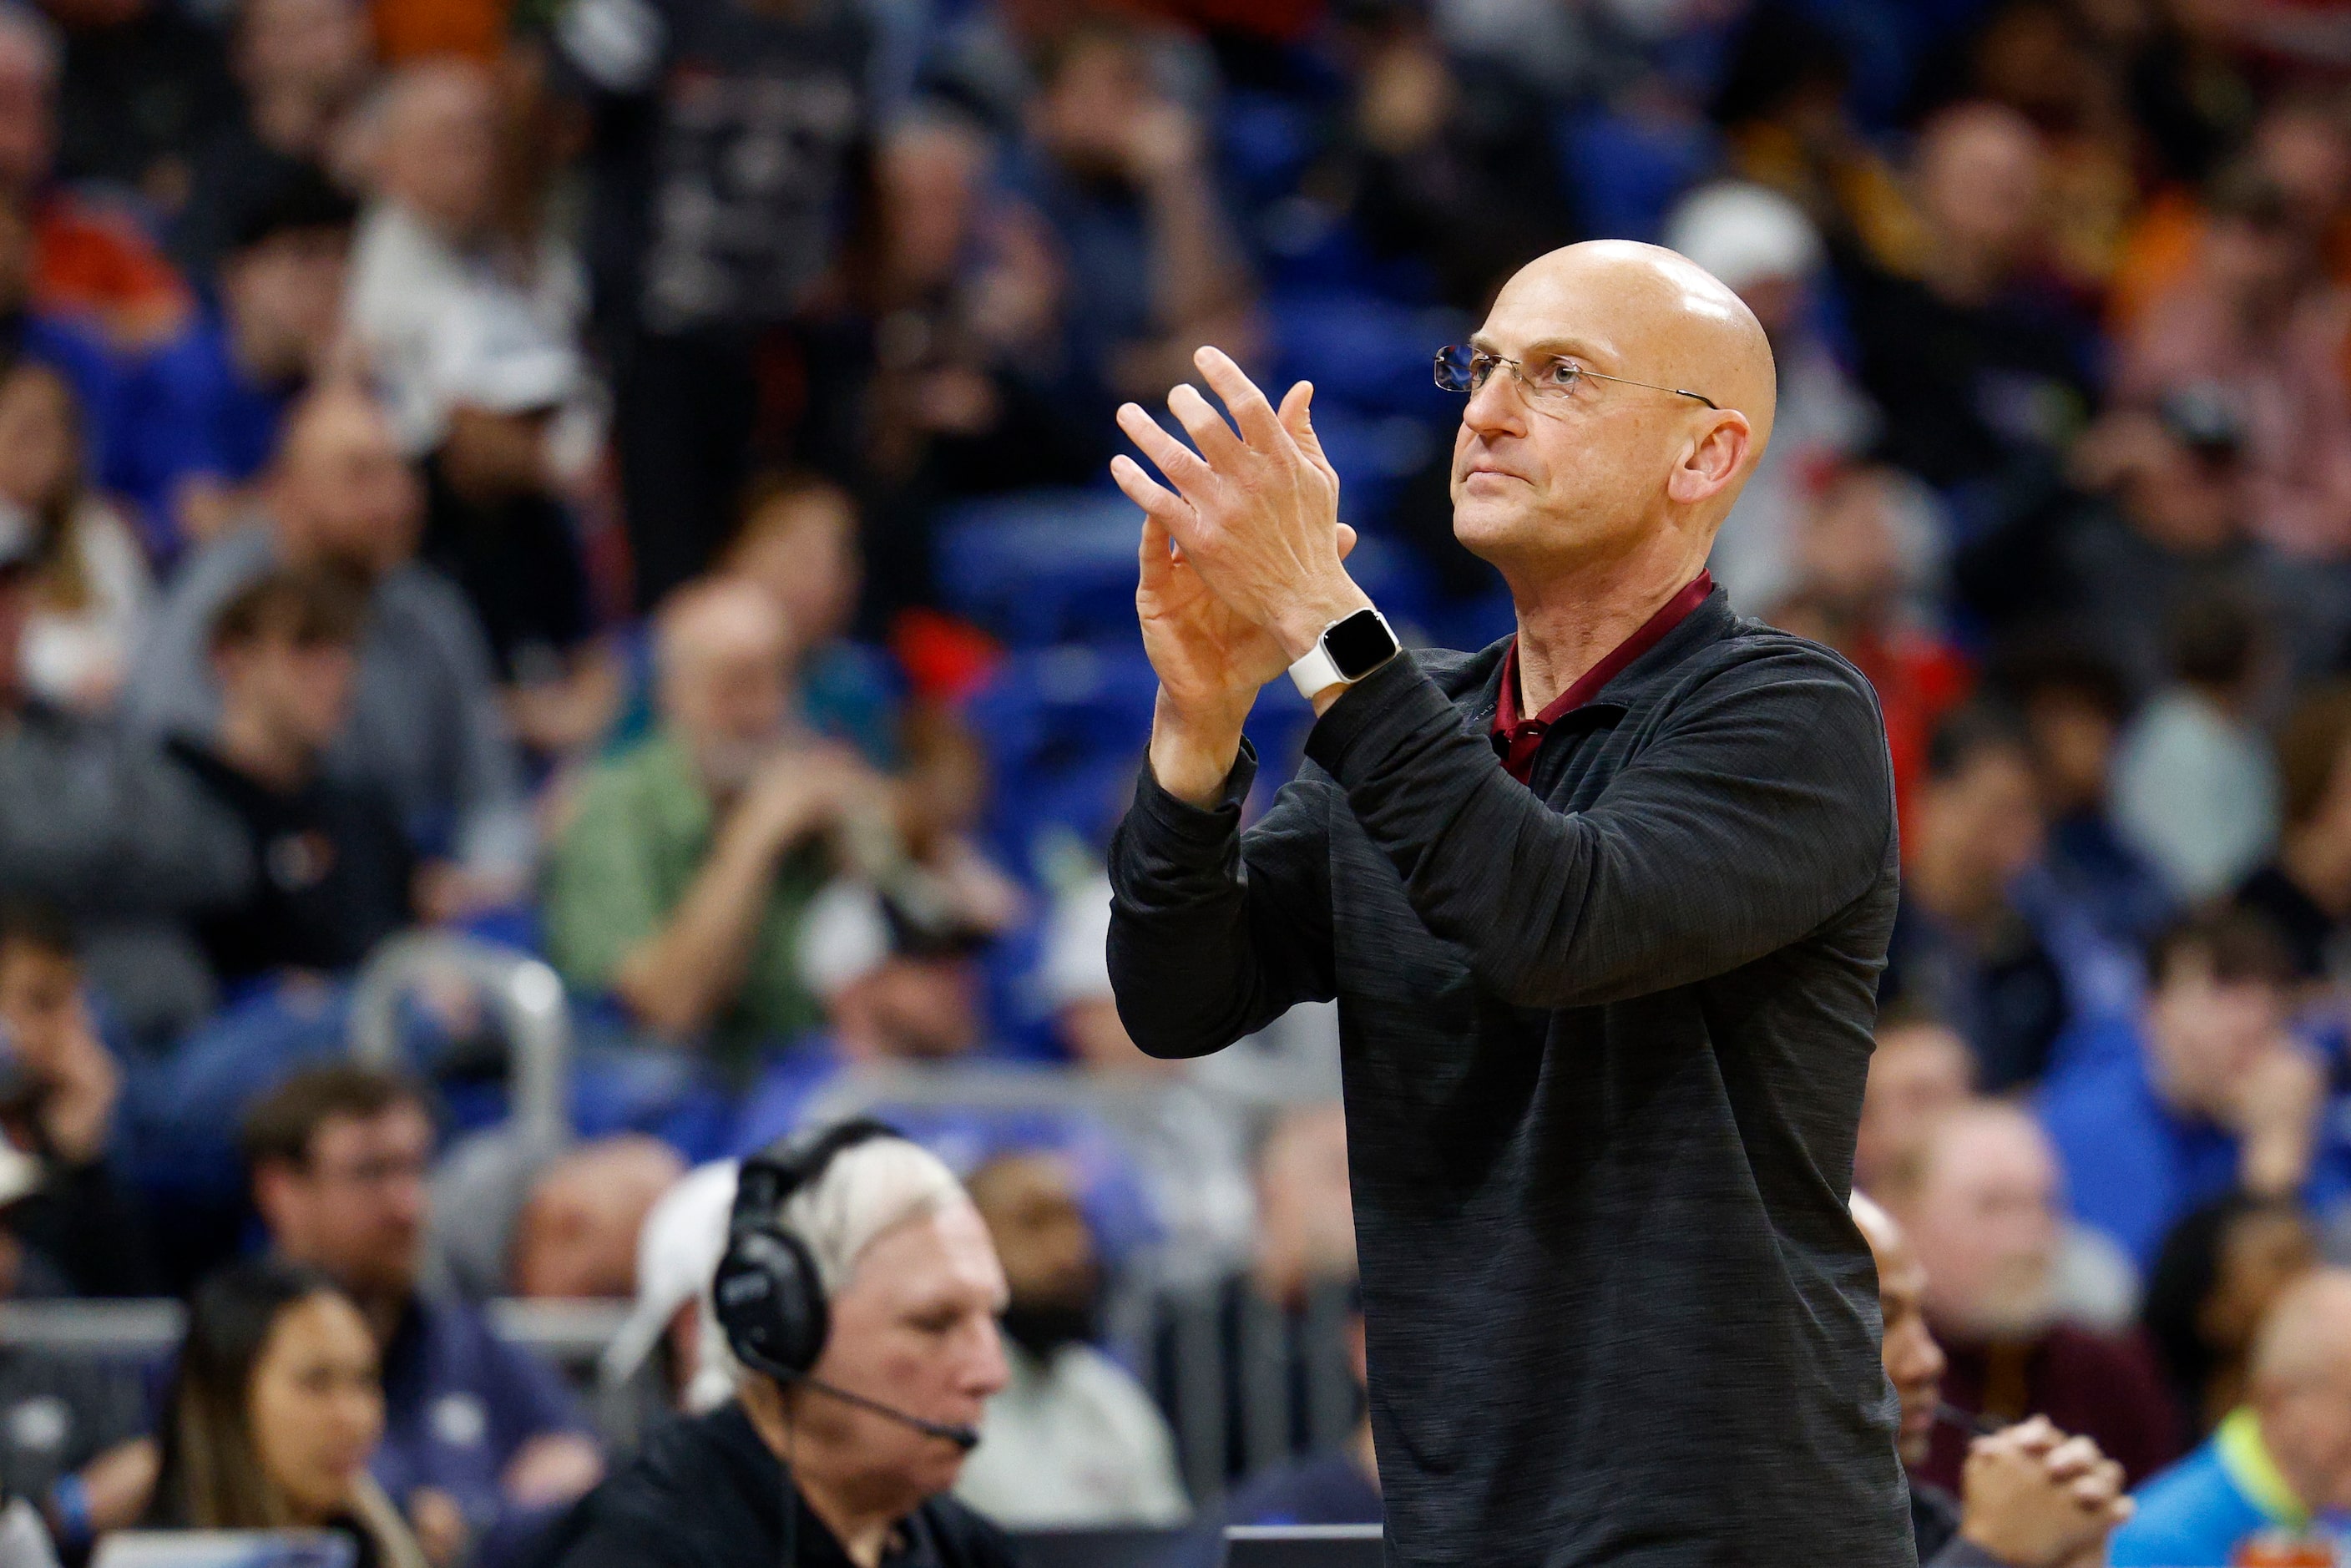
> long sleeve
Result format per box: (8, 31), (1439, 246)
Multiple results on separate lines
(1106, 741), (1337, 1060)
(1301, 644), (1895, 1011)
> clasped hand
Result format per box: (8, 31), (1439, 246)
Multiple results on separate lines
(1111, 347), (1372, 804)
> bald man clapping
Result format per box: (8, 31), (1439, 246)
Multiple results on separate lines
(1105, 243), (1909, 1565)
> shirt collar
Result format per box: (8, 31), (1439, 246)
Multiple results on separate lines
(2217, 1405), (2310, 1529)
(1492, 570), (1716, 737)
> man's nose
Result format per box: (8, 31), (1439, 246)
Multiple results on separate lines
(966, 1316), (1011, 1399)
(1461, 367), (1527, 440)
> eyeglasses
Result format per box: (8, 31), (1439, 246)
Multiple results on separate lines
(1433, 344), (1718, 412)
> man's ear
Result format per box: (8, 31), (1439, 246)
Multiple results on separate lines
(251, 1158), (301, 1237)
(1666, 413), (1753, 508)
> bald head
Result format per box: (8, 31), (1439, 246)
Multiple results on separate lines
(2252, 1268), (2351, 1393)
(1899, 1100), (2061, 1339)
(2246, 1267), (2351, 1513)
(655, 577), (795, 792)
(1449, 240), (1776, 589)
(271, 381), (421, 575)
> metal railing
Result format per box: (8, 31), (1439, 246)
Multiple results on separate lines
(347, 933), (574, 1151)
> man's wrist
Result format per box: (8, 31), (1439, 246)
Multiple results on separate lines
(1149, 699), (1246, 810)
(1272, 576), (1376, 664)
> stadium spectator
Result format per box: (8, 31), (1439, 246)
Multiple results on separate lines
(1855, 1015), (1976, 1198)
(0, 500), (248, 1042)
(0, 193), (121, 485)
(713, 475), (897, 767)
(0, 355), (149, 714)
(1762, 463), (1968, 849)
(1987, 641), (2171, 945)
(123, 381), (531, 906)
(0, 3), (190, 344)
(1838, 101), (2096, 492)
(2111, 1268), (2351, 1565)
(953, 1151), (1186, 1529)
(2111, 591), (2282, 903)
(1888, 1100), (2182, 1495)
(242, 1065), (603, 1566)
(2235, 680), (2351, 983)
(504, 1136), (684, 1300)
(1851, 1191), (2133, 1568)
(165, 568), (415, 987)
(2140, 1195), (2318, 1441)
(596, 1158), (736, 1416)
(144, 1257), (429, 1567)
(547, 0), (880, 611)
(2038, 912), (2351, 1274)
(1956, 387), (2280, 702)
(725, 881), (988, 1148)
(544, 1129), (1017, 1568)
(1880, 706), (2103, 1092)
(544, 577), (882, 1065)
(120, 165), (358, 556)
(1018, 20), (1257, 413)
(0, 899), (155, 1298)
(169, 0), (374, 287)
(1666, 182), (1873, 620)
(2115, 162), (2351, 560)
(39, 0), (237, 206)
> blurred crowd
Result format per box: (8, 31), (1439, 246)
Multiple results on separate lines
(3, 0), (2351, 1559)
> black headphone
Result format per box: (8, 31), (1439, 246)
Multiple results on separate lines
(715, 1116), (898, 1382)
(713, 1117), (981, 1450)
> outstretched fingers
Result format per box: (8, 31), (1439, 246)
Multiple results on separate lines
(1196, 346), (1290, 454)
(1117, 403), (1216, 502)
(1111, 453), (1193, 536)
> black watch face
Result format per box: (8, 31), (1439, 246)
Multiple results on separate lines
(1324, 609), (1399, 680)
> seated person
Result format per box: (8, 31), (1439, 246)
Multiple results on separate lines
(505, 1136), (685, 1300)
(144, 1257), (430, 1567)
(2112, 1269), (2351, 1564)
(237, 1066), (603, 1566)
(2140, 1196), (2318, 1439)
(115, 166), (356, 556)
(1851, 1192), (2133, 1568)
(544, 578), (882, 1069)
(1880, 706), (2125, 1093)
(0, 517), (249, 1044)
(598, 1160), (741, 1417)
(953, 1151), (1186, 1529)
(2237, 680), (2351, 985)
(121, 382), (530, 909)
(726, 881), (988, 1151)
(427, 1132), (684, 1303)
(544, 1126), (1018, 1568)
(1886, 1100), (2182, 1495)
(0, 355), (150, 715)
(717, 475), (898, 766)
(2038, 911), (2351, 1272)
(0, 899), (156, 1297)
(165, 567), (416, 988)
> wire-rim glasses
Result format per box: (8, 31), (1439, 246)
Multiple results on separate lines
(1433, 344), (1718, 412)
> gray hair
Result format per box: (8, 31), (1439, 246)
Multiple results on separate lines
(726, 1135), (968, 1388)
(778, 1136), (969, 1297)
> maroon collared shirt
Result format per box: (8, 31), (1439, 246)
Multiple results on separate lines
(1489, 570), (1715, 784)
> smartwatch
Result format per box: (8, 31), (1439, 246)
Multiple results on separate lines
(1288, 606), (1402, 699)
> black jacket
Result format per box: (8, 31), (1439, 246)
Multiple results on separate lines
(541, 1404), (1021, 1568)
(1109, 592), (1913, 1565)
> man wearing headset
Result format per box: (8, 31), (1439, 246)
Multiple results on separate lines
(545, 1122), (1020, 1568)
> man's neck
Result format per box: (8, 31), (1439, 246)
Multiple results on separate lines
(1508, 546), (1706, 716)
(742, 1393), (917, 1568)
(213, 704), (314, 793)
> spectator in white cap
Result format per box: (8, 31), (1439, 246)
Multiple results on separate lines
(599, 1159), (742, 1416)
(1663, 180), (1877, 615)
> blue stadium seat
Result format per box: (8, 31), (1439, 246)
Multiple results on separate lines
(1553, 104), (1719, 243)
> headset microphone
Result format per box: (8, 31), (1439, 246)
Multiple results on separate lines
(795, 1375), (981, 1451)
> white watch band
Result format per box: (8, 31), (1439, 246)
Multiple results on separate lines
(1287, 640), (1347, 700)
